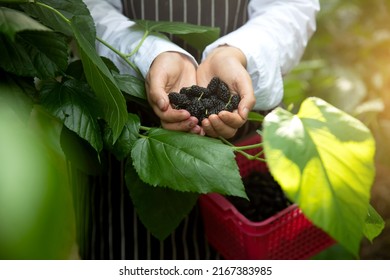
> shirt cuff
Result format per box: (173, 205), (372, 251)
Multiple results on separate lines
(202, 28), (284, 111)
(132, 34), (198, 78)
(86, 0), (197, 78)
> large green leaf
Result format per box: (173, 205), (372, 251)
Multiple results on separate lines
(131, 128), (246, 198)
(263, 97), (377, 256)
(135, 20), (220, 51)
(0, 30), (68, 78)
(70, 17), (127, 142)
(20, 31), (68, 74)
(0, 6), (49, 40)
(60, 126), (102, 176)
(0, 34), (35, 76)
(40, 79), (103, 153)
(0, 101), (75, 259)
(125, 160), (198, 240)
(112, 72), (148, 103)
(21, 0), (95, 42)
(105, 113), (141, 160)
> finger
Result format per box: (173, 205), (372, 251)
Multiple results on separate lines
(202, 115), (238, 139)
(189, 125), (205, 136)
(159, 107), (191, 123)
(196, 72), (212, 88)
(237, 92), (255, 121)
(145, 76), (170, 112)
(209, 114), (239, 138)
(161, 116), (199, 132)
(229, 75), (255, 121)
(218, 111), (245, 129)
(201, 118), (218, 138)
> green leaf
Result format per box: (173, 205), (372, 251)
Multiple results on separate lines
(112, 72), (148, 103)
(135, 20), (220, 51)
(125, 160), (198, 240)
(0, 103), (76, 259)
(0, 31), (68, 79)
(363, 204), (385, 242)
(22, 0), (95, 42)
(40, 79), (103, 153)
(60, 126), (101, 175)
(110, 114), (141, 160)
(311, 244), (356, 260)
(131, 128), (246, 198)
(0, 0), (33, 3)
(263, 97), (377, 256)
(176, 32), (219, 52)
(70, 17), (127, 142)
(20, 31), (68, 75)
(135, 19), (218, 35)
(0, 6), (49, 40)
(247, 111), (265, 123)
(65, 57), (119, 83)
(65, 59), (86, 81)
(0, 71), (33, 121)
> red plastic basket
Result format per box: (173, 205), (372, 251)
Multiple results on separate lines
(199, 133), (335, 259)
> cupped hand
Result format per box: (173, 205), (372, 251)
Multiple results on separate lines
(197, 45), (256, 139)
(146, 51), (204, 134)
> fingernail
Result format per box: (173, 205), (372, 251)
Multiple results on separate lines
(190, 126), (201, 134)
(242, 107), (249, 119)
(187, 121), (195, 129)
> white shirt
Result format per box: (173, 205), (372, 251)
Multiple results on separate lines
(84, 0), (319, 110)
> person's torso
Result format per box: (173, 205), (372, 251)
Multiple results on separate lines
(121, 0), (249, 58)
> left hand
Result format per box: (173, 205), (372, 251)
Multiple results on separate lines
(145, 51), (203, 135)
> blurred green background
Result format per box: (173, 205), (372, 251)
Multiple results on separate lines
(286, 0), (390, 163)
(285, 0), (390, 259)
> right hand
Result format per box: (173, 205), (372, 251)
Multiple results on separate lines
(197, 46), (256, 139)
(145, 51), (204, 135)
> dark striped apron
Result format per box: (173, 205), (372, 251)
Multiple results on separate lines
(76, 0), (249, 260)
(122, 0), (249, 59)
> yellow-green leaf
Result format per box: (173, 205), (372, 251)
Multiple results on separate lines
(263, 97), (378, 256)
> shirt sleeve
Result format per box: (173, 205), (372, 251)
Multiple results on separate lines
(83, 0), (197, 77)
(202, 0), (320, 111)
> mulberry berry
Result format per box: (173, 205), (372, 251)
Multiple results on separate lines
(217, 81), (230, 103)
(225, 103), (235, 112)
(201, 98), (216, 110)
(168, 92), (190, 109)
(206, 101), (226, 116)
(230, 94), (241, 109)
(186, 85), (209, 98)
(207, 77), (221, 94)
(186, 103), (205, 123)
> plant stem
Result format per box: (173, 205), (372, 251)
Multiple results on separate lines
(36, 0), (143, 78)
(233, 143), (264, 151)
(139, 125), (151, 131)
(36, 2), (70, 24)
(235, 149), (266, 162)
(96, 37), (143, 78)
(126, 30), (149, 58)
(219, 137), (263, 151)
(218, 137), (266, 162)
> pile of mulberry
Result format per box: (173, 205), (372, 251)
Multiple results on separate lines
(168, 77), (241, 124)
